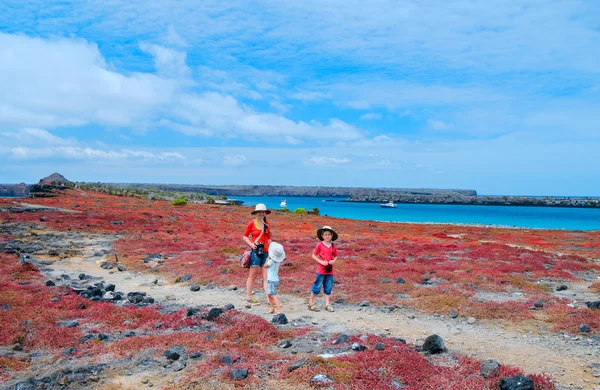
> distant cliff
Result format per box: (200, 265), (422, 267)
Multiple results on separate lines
(0, 183), (28, 197)
(109, 184), (477, 198)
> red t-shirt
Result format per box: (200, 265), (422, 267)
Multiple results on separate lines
(313, 242), (338, 275)
(243, 220), (271, 251)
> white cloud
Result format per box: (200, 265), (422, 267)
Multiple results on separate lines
(223, 154), (247, 166)
(8, 146), (186, 163)
(140, 43), (191, 79)
(0, 33), (178, 129)
(164, 25), (189, 48)
(428, 119), (454, 131)
(1, 128), (74, 146)
(360, 112), (382, 120)
(306, 156), (350, 165)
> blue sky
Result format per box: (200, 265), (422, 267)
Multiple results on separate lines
(1, 1), (599, 196)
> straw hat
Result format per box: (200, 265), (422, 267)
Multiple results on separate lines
(317, 226), (338, 241)
(268, 242), (285, 262)
(251, 203), (271, 215)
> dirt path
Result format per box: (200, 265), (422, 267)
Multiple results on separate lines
(40, 246), (600, 390)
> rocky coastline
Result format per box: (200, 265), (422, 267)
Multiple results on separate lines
(345, 194), (600, 208)
(2, 177), (599, 208)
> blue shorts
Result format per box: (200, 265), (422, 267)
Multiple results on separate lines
(267, 281), (279, 295)
(250, 250), (267, 267)
(311, 273), (334, 295)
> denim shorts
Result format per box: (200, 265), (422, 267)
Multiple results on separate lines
(267, 280), (279, 295)
(249, 250), (267, 267)
(311, 273), (334, 295)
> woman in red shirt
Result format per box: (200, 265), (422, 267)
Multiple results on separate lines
(242, 203), (272, 303)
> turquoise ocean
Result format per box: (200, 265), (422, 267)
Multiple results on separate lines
(232, 196), (600, 231)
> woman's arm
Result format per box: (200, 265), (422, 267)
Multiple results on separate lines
(243, 234), (256, 249)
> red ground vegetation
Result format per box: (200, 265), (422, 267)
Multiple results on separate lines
(2, 190), (599, 335)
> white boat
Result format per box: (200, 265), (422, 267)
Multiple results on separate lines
(380, 201), (397, 208)
(280, 199), (287, 208)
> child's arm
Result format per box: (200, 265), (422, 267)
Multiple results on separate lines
(311, 253), (328, 266)
(264, 258), (273, 268)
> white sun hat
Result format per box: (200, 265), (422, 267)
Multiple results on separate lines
(251, 203), (271, 215)
(268, 242), (286, 262)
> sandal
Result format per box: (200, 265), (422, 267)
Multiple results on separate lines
(267, 307), (275, 314)
(325, 305), (335, 312)
(246, 297), (258, 303)
(308, 304), (320, 312)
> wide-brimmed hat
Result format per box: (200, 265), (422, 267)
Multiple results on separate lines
(317, 226), (338, 241)
(251, 203), (271, 215)
(268, 242), (285, 262)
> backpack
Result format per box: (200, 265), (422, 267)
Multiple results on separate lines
(240, 249), (252, 268)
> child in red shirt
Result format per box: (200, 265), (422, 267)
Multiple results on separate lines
(308, 225), (338, 312)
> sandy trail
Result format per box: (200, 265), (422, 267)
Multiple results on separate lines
(40, 242), (600, 390)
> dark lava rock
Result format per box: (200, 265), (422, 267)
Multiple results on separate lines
(98, 334), (109, 341)
(182, 274), (192, 282)
(105, 284), (115, 292)
(163, 350), (180, 361)
(189, 351), (203, 359)
(359, 301), (370, 307)
(580, 324), (591, 333)
(499, 375), (534, 390)
(62, 347), (77, 357)
(534, 300), (544, 308)
(279, 340), (292, 348)
(45, 280), (55, 286)
(288, 358), (310, 372)
(422, 334), (447, 354)
(203, 308), (223, 321)
(379, 278), (393, 284)
(556, 284), (568, 291)
(78, 273), (87, 280)
(332, 334), (350, 344)
(116, 264), (127, 271)
(375, 343), (386, 351)
(187, 307), (200, 316)
(585, 301), (600, 309)
(220, 355), (233, 366)
(272, 313), (288, 325)
(449, 310), (459, 318)
(351, 342), (367, 351)
(229, 368), (248, 380)
(190, 283), (200, 292)
(56, 320), (79, 328)
(222, 303), (235, 310)
(480, 359), (501, 378)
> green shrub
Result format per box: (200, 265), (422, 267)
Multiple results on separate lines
(206, 197), (216, 204)
(280, 207), (290, 212)
(294, 208), (306, 214)
(311, 207), (320, 215)
(172, 198), (188, 206)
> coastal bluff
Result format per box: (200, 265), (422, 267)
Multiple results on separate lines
(114, 184), (477, 198)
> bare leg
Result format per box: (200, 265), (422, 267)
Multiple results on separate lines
(246, 267), (261, 300)
(262, 267), (269, 296)
(309, 292), (317, 307)
(273, 295), (282, 314)
(325, 294), (331, 308)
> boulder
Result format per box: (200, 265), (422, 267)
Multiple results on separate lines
(499, 375), (534, 390)
(422, 334), (447, 354)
